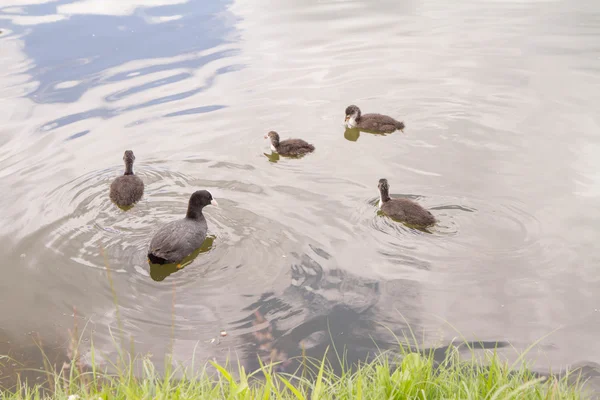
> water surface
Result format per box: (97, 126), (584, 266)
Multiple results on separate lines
(1, 0), (600, 384)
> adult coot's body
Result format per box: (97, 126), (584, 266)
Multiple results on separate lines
(264, 131), (315, 156)
(377, 179), (435, 228)
(110, 150), (144, 207)
(344, 105), (405, 133)
(148, 190), (218, 267)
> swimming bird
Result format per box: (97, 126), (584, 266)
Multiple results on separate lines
(377, 178), (435, 228)
(264, 131), (315, 156)
(147, 190), (218, 267)
(344, 105), (405, 133)
(109, 150), (144, 207)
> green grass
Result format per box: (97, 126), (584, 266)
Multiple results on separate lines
(1, 256), (589, 399)
(0, 339), (589, 400)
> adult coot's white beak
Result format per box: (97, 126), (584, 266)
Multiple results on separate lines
(211, 199), (219, 207)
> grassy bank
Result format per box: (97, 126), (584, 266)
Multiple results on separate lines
(1, 342), (589, 400)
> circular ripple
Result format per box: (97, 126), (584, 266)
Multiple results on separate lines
(43, 164), (190, 274)
(30, 161), (328, 358)
(347, 192), (541, 274)
(355, 193), (539, 248)
(40, 161), (310, 284)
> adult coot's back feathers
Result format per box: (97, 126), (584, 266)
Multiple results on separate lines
(264, 131), (315, 156)
(148, 190), (218, 266)
(377, 178), (435, 228)
(344, 105), (405, 134)
(147, 218), (206, 265)
(110, 150), (144, 208)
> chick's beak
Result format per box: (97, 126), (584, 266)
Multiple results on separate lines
(344, 115), (350, 122)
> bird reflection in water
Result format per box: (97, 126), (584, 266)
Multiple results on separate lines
(344, 128), (360, 142)
(263, 152), (281, 163)
(344, 126), (400, 142)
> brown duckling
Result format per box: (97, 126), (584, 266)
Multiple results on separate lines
(377, 178), (435, 228)
(264, 131), (315, 156)
(265, 131), (315, 156)
(344, 105), (405, 133)
(109, 150), (144, 207)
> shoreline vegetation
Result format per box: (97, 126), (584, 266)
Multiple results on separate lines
(1, 264), (591, 399)
(0, 336), (591, 399)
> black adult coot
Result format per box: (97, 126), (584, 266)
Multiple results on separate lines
(109, 150), (144, 207)
(377, 179), (435, 228)
(344, 105), (405, 133)
(147, 190), (218, 267)
(264, 131), (315, 156)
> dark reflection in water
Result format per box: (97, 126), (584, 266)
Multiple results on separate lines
(343, 128), (360, 142)
(343, 127), (395, 142)
(235, 255), (405, 373)
(264, 152), (281, 163)
(236, 260), (511, 376)
(1, 0), (600, 392)
(263, 151), (313, 163)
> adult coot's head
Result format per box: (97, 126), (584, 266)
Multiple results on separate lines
(186, 190), (218, 219)
(123, 150), (136, 174)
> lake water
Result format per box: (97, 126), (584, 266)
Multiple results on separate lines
(1, 0), (600, 388)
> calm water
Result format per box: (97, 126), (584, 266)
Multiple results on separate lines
(1, 0), (600, 385)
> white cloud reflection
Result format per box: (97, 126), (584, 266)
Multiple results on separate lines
(57, 0), (188, 16)
(0, 14), (67, 25)
(0, 0), (187, 26)
(1, 0), (58, 5)
(143, 14), (183, 24)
